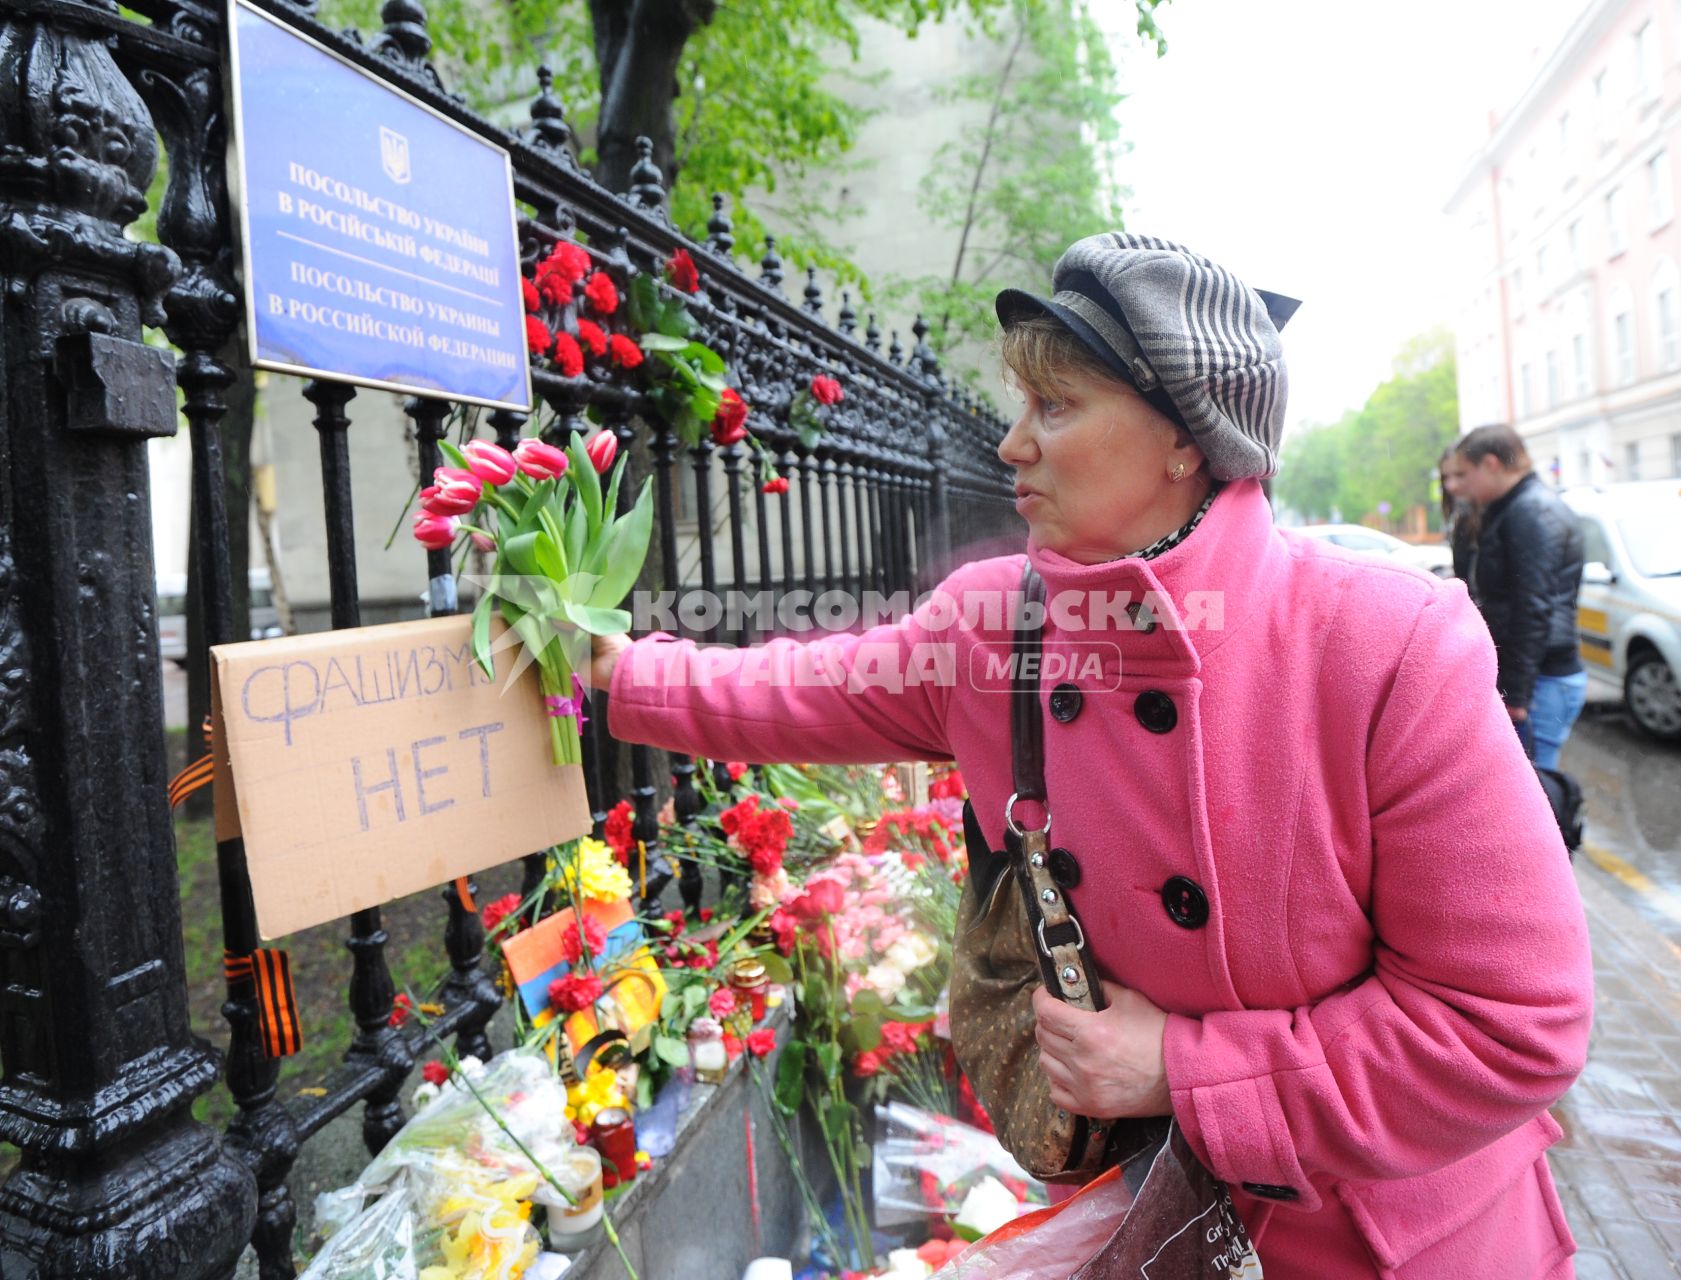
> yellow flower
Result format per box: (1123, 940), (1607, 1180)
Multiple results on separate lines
(565, 1060), (627, 1127)
(560, 837), (632, 904)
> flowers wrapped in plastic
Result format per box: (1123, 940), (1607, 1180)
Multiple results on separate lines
(301, 1051), (601, 1280)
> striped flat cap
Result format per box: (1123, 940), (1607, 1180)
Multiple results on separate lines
(996, 232), (1300, 482)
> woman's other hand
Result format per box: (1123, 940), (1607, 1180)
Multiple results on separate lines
(591, 632), (632, 691)
(1032, 981), (1171, 1119)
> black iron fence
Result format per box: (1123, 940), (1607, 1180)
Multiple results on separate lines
(0, 0), (1016, 1274)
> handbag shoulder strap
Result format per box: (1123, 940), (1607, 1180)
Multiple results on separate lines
(1008, 562), (1104, 1015)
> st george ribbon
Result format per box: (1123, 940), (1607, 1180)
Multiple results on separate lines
(228, 0), (532, 410)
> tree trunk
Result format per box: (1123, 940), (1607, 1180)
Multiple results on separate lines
(589, 0), (717, 195)
(183, 332), (257, 816)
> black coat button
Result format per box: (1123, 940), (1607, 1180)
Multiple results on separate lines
(1240, 1182), (1300, 1202)
(1161, 876), (1208, 929)
(1126, 601), (1159, 634)
(1048, 847), (1081, 889)
(1135, 689), (1177, 733)
(1048, 683), (1083, 723)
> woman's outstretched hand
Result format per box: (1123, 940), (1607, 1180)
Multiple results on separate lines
(1032, 980), (1172, 1119)
(591, 632), (632, 692)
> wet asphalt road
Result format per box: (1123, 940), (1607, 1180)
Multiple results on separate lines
(1564, 700), (1681, 948)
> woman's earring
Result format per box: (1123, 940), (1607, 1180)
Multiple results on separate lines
(1171, 462), (1186, 483)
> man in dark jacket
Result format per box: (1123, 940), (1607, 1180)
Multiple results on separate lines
(1455, 424), (1587, 768)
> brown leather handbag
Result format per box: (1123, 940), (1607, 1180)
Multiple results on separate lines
(949, 564), (1169, 1182)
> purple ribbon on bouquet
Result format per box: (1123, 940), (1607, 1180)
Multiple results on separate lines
(545, 673), (590, 726)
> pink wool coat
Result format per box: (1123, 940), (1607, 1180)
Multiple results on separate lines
(609, 479), (1594, 1279)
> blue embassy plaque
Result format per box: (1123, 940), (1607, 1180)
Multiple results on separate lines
(228, 0), (531, 410)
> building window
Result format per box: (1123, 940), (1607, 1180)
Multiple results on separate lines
(1635, 21), (1659, 100)
(1625, 441), (1642, 479)
(1594, 68), (1609, 136)
(1657, 284), (1680, 367)
(1520, 362), (1534, 417)
(1671, 431), (1681, 476)
(1537, 244), (1549, 282)
(1568, 219), (1583, 269)
(1607, 186), (1628, 255)
(1513, 267), (1526, 313)
(1573, 331), (1590, 395)
(1615, 309), (1637, 383)
(1546, 350), (1560, 407)
(1649, 150), (1674, 226)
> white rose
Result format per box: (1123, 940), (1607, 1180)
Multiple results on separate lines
(410, 1081), (441, 1110)
(902, 931), (938, 967)
(863, 963), (907, 999)
(955, 1176), (1021, 1239)
(883, 940), (921, 974)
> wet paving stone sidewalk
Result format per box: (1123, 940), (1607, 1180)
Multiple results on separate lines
(1550, 864), (1681, 1278)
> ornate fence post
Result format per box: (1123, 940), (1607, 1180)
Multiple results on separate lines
(0, 1), (257, 1274)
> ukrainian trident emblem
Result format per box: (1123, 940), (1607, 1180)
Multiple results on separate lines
(379, 126), (412, 184)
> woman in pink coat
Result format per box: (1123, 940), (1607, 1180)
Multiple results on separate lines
(595, 233), (1593, 1278)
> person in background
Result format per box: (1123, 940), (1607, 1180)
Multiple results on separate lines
(1454, 424), (1587, 768)
(1439, 446), (1480, 581)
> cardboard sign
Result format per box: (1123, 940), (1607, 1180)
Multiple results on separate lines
(210, 615), (590, 939)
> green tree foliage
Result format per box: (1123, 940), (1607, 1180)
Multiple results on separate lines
(893, 0), (1156, 357)
(317, 0), (1165, 287)
(1277, 330), (1460, 530)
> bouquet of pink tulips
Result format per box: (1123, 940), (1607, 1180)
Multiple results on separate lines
(412, 429), (652, 766)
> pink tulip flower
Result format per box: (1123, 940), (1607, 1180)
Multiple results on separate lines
(461, 439), (518, 486)
(585, 430), (618, 474)
(413, 512), (458, 549)
(419, 477), (480, 517)
(513, 438), (568, 481)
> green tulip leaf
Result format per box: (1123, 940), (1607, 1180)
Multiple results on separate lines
(559, 600), (631, 635)
(470, 589), (495, 681)
(639, 332), (690, 353)
(772, 1040), (807, 1116)
(566, 436), (604, 538)
(438, 440), (471, 472)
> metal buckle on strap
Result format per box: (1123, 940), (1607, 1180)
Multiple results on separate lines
(1037, 915), (1085, 958)
(1004, 791), (1050, 839)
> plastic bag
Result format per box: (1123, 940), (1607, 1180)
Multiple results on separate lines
(301, 1050), (601, 1280)
(300, 1183), (419, 1280)
(871, 1102), (1044, 1230)
(931, 1122), (1261, 1279)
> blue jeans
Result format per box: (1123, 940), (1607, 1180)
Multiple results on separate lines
(1526, 670), (1588, 769)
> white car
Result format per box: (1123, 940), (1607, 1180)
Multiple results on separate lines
(1290, 524), (1455, 577)
(1561, 482), (1681, 743)
(1559, 477), (1681, 740)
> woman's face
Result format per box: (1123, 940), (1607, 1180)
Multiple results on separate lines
(1457, 453), (1513, 506)
(1441, 454), (1474, 503)
(996, 366), (1204, 563)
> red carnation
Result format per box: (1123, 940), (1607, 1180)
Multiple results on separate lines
(761, 476), (790, 496)
(422, 1060), (450, 1086)
(552, 331), (584, 378)
(583, 271), (619, 315)
(853, 1049), (888, 1078)
(746, 1028), (776, 1058)
(930, 769), (966, 800)
(810, 375), (844, 406)
(718, 795), (760, 836)
(549, 971), (603, 1013)
(524, 315), (553, 356)
(608, 334), (644, 369)
(604, 799), (635, 866)
(521, 277), (540, 313)
(710, 389), (749, 446)
(666, 247), (700, 294)
(663, 909), (686, 936)
(559, 915), (608, 965)
(481, 892), (522, 935)
(538, 240), (591, 291)
(389, 992), (414, 1028)
(726, 761), (748, 781)
(575, 318), (608, 358)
